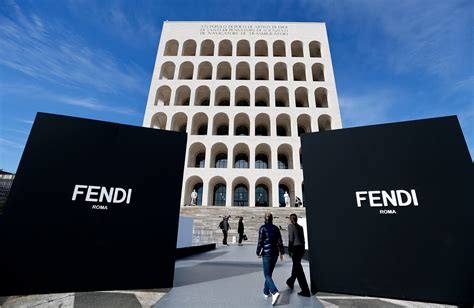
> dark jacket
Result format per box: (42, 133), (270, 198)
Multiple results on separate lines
(238, 220), (244, 234)
(256, 223), (284, 257)
(288, 223), (305, 253)
(220, 219), (230, 232)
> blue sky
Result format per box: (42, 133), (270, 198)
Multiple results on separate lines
(0, 0), (472, 172)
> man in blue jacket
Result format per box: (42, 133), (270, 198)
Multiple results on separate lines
(256, 212), (285, 306)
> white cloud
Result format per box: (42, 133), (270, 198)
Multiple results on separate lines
(0, 137), (25, 150)
(57, 96), (137, 115)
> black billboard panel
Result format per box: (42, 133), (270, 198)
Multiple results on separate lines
(0, 113), (187, 295)
(301, 116), (473, 306)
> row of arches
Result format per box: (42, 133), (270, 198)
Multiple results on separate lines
(187, 142), (304, 170)
(160, 61), (324, 82)
(185, 175), (303, 207)
(155, 85), (329, 108)
(151, 112), (332, 136)
(164, 39), (321, 58)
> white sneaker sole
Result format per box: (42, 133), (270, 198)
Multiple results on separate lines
(272, 293), (280, 305)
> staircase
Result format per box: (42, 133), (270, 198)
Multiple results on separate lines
(179, 206), (307, 245)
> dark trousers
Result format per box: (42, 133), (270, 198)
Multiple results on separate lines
(222, 230), (228, 245)
(263, 255), (279, 295)
(288, 245), (310, 293)
(238, 233), (244, 244)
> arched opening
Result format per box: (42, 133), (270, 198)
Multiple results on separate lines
(218, 40), (232, 56)
(213, 113), (229, 135)
(293, 63), (306, 81)
(255, 143), (271, 169)
(215, 86), (230, 106)
(309, 41), (321, 57)
(164, 40), (178, 56)
(187, 142), (206, 168)
(236, 62), (250, 80)
(178, 62), (194, 79)
(297, 114), (312, 136)
(159, 62), (175, 80)
(217, 62), (232, 80)
(318, 115), (332, 132)
(315, 87), (328, 107)
(194, 86), (210, 106)
(150, 113), (167, 129)
(279, 177), (295, 207)
(274, 62), (287, 81)
(200, 39), (214, 56)
(276, 114), (291, 136)
(277, 144), (293, 169)
(233, 143), (250, 169)
(192, 183), (203, 205)
(235, 86), (250, 106)
(184, 176), (203, 206)
(191, 113), (208, 135)
(154, 85), (171, 106)
(171, 112), (187, 132)
(232, 177), (249, 206)
(209, 176), (227, 206)
(211, 143), (228, 168)
(255, 86), (269, 107)
(273, 40), (286, 57)
(255, 40), (268, 57)
(275, 87), (289, 107)
(234, 113), (250, 136)
(255, 177), (272, 207)
(291, 40), (304, 57)
(182, 39), (197, 56)
(237, 40), (250, 56)
(174, 86), (191, 106)
(312, 63), (325, 81)
(255, 62), (269, 80)
(295, 87), (309, 108)
(197, 62), (212, 80)
(255, 113), (270, 136)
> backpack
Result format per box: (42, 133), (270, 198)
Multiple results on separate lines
(219, 221), (224, 229)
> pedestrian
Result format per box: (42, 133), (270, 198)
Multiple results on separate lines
(238, 217), (244, 246)
(286, 213), (310, 297)
(219, 215), (230, 245)
(256, 212), (284, 306)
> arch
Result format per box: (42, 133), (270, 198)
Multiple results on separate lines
(209, 176), (227, 206)
(237, 40), (250, 56)
(150, 112), (167, 129)
(315, 87), (328, 107)
(159, 62), (175, 80)
(273, 40), (286, 57)
(184, 176), (204, 206)
(255, 40), (268, 57)
(255, 62), (269, 80)
(255, 113), (270, 136)
(291, 40), (304, 57)
(200, 39), (214, 56)
(191, 113), (208, 135)
(278, 177), (295, 207)
(211, 143), (228, 168)
(234, 113), (250, 136)
(255, 86), (269, 107)
(174, 86), (191, 106)
(318, 114), (332, 132)
(297, 114), (312, 136)
(255, 143), (271, 169)
(194, 86), (210, 106)
(312, 63), (325, 81)
(236, 62), (250, 80)
(293, 63), (306, 81)
(178, 61), (194, 79)
(233, 143), (250, 168)
(154, 85), (171, 106)
(309, 41), (321, 57)
(217, 62), (232, 80)
(171, 112), (187, 132)
(255, 177), (272, 207)
(197, 61), (212, 80)
(218, 40), (232, 56)
(274, 62), (287, 81)
(276, 114), (292, 136)
(187, 142), (206, 168)
(215, 86), (230, 106)
(295, 87), (309, 107)
(164, 40), (178, 56)
(213, 113), (229, 135)
(278, 144), (293, 169)
(182, 39), (197, 56)
(232, 177), (250, 206)
(235, 86), (250, 106)
(275, 87), (289, 107)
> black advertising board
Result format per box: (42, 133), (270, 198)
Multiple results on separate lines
(301, 116), (473, 306)
(0, 113), (187, 295)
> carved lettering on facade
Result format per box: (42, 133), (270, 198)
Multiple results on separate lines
(199, 24), (288, 36)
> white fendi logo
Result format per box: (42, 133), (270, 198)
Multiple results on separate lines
(355, 190), (419, 214)
(72, 185), (132, 210)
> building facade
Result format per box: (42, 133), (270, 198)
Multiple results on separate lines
(143, 21), (342, 208)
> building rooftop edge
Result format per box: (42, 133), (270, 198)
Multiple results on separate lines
(163, 21), (326, 24)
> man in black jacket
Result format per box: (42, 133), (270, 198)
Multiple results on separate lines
(219, 216), (230, 245)
(256, 212), (284, 306)
(286, 213), (310, 297)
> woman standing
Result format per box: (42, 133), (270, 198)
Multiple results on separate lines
(286, 213), (310, 297)
(238, 217), (244, 246)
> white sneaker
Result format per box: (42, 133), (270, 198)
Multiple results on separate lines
(272, 292), (280, 305)
(263, 293), (270, 298)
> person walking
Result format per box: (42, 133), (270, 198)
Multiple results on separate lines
(237, 217), (244, 246)
(286, 213), (311, 297)
(219, 216), (230, 245)
(256, 212), (285, 306)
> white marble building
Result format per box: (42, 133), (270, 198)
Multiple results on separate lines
(143, 21), (342, 207)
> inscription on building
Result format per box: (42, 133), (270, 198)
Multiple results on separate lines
(200, 24), (288, 36)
